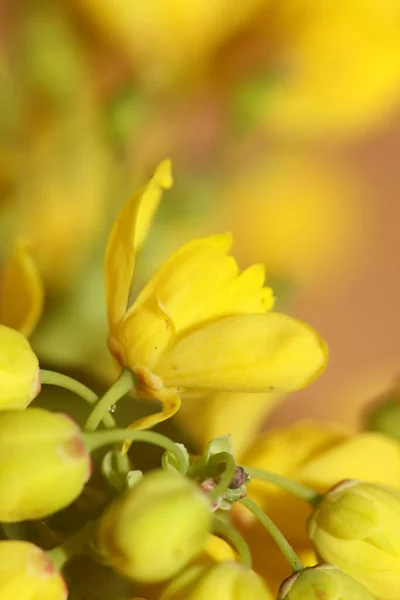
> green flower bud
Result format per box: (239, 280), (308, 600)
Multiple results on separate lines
(0, 408), (91, 521)
(277, 564), (375, 600)
(98, 469), (212, 583)
(308, 480), (400, 599)
(0, 325), (40, 409)
(0, 540), (67, 600)
(160, 562), (273, 600)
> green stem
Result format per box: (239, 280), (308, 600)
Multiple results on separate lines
(47, 522), (95, 571)
(84, 429), (188, 475)
(244, 466), (321, 506)
(40, 369), (114, 429)
(40, 369), (129, 473)
(240, 497), (303, 573)
(209, 452), (236, 502)
(84, 369), (136, 432)
(212, 516), (252, 568)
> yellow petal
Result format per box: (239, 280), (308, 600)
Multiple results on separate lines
(105, 160), (172, 331)
(299, 432), (400, 489)
(156, 313), (327, 393)
(121, 389), (180, 454)
(0, 241), (44, 337)
(177, 390), (282, 456)
(110, 296), (175, 370)
(132, 235), (273, 336)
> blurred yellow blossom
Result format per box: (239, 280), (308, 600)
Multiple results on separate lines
(105, 161), (327, 434)
(0, 241), (43, 336)
(75, 0), (270, 87)
(177, 390), (282, 456)
(233, 421), (400, 593)
(261, 0), (400, 138)
(222, 152), (365, 288)
(16, 112), (110, 293)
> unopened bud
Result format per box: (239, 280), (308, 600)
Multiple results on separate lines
(278, 564), (374, 599)
(0, 408), (91, 521)
(308, 480), (400, 599)
(98, 469), (212, 583)
(0, 325), (39, 409)
(0, 540), (67, 600)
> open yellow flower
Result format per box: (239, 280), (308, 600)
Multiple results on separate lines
(0, 241), (43, 337)
(105, 161), (327, 434)
(234, 421), (400, 593)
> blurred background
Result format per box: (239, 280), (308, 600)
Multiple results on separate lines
(2, 0), (400, 432)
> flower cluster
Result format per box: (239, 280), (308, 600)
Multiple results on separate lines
(0, 163), (397, 600)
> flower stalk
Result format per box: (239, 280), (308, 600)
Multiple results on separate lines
(240, 496), (303, 573)
(244, 465), (321, 505)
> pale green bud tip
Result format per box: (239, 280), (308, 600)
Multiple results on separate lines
(0, 408), (91, 522)
(278, 564), (375, 600)
(0, 325), (40, 409)
(0, 541), (67, 600)
(161, 562), (273, 600)
(98, 469), (212, 583)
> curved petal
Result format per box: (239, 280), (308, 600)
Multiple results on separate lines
(121, 388), (181, 454)
(0, 241), (44, 337)
(105, 160), (172, 332)
(131, 235), (273, 334)
(156, 312), (327, 393)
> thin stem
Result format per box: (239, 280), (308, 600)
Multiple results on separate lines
(84, 369), (136, 432)
(212, 516), (252, 568)
(40, 369), (129, 472)
(46, 522), (95, 571)
(209, 452), (236, 502)
(84, 429), (188, 475)
(244, 466), (321, 506)
(240, 497), (303, 573)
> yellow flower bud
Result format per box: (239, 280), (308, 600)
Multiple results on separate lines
(0, 325), (40, 409)
(98, 469), (212, 583)
(278, 564), (375, 600)
(0, 408), (91, 521)
(160, 562), (273, 600)
(308, 480), (400, 599)
(0, 540), (67, 600)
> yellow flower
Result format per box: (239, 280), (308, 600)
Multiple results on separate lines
(75, 0), (269, 87)
(105, 161), (327, 433)
(308, 481), (400, 599)
(0, 540), (67, 600)
(0, 240), (43, 336)
(0, 324), (40, 409)
(242, 422), (400, 543)
(234, 421), (400, 593)
(262, 0), (400, 139)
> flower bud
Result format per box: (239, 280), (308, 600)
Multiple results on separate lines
(308, 480), (400, 599)
(98, 469), (212, 583)
(0, 325), (40, 409)
(278, 564), (375, 600)
(160, 562), (273, 600)
(0, 408), (91, 521)
(0, 540), (67, 600)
